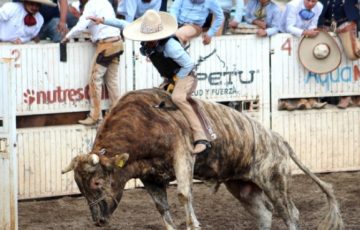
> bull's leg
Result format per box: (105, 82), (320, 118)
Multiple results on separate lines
(173, 151), (200, 230)
(141, 180), (177, 230)
(225, 180), (273, 230)
(257, 172), (299, 230)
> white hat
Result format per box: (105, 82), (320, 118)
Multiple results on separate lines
(123, 10), (178, 41)
(298, 31), (341, 74)
(23, 0), (57, 7)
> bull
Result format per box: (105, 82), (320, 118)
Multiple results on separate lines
(62, 88), (343, 230)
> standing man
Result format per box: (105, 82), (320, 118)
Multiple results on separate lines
(0, 0), (56, 43)
(61, 0), (123, 125)
(219, 0), (245, 35)
(234, 0), (281, 37)
(38, 0), (68, 42)
(170, 0), (224, 45)
(117, 0), (162, 22)
(279, 0), (323, 38)
(123, 9), (214, 154)
(278, 0), (327, 110)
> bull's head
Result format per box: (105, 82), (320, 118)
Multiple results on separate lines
(62, 152), (129, 226)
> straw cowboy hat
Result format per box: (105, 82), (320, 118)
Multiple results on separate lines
(298, 31), (341, 74)
(123, 10), (178, 41)
(22, 0), (57, 7)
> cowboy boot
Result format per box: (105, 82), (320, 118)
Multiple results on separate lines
(296, 98), (310, 110)
(308, 98), (327, 109)
(78, 116), (98, 125)
(337, 96), (352, 109)
(278, 100), (296, 111)
(351, 96), (360, 107)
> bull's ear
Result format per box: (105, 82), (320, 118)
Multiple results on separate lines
(113, 153), (129, 169)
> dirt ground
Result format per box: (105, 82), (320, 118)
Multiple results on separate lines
(19, 171), (360, 230)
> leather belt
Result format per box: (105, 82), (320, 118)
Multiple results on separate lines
(97, 36), (121, 43)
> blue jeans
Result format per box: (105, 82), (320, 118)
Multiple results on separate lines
(39, 18), (63, 42)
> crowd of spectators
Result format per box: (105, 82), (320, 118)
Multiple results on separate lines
(1, 0), (360, 113)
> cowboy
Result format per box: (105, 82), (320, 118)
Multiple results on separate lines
(231, 0), (281, 37)
(117, 0), (162, 22)
(0, 0), (56, 44)
(318, 0), (360, 109)
(170, 0), (224, 45)
(123, 9), (214, 154)
(61, 0), (123, 125)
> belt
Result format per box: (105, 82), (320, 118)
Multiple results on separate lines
(97, 36), (121, 43)
(324, 18), (348, 27)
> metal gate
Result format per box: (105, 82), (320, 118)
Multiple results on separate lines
(0, 59), (18, 229)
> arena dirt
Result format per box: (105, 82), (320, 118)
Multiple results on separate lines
(19, 171), (360, 230)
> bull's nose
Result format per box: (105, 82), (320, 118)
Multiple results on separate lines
(95, 218), (108, 227)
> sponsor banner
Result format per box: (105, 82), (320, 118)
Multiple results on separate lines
(133, 35), (270, 103)
(0, 42), (133, 115)
(271, 33), (360, 99)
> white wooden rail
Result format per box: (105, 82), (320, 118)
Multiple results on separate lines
(0, 33), (359, 200)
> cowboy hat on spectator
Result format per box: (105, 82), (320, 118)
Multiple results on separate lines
(123, 9), (177, 41)
(298, 31), (341, 74)
(22, 0), (57, 7)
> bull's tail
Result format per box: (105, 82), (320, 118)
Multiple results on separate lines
(284, 141), (344, 230)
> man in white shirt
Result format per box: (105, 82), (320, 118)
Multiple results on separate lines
(62, 0), (123, 125)
(279, 0), (323, 38)
(0, 0), (56, 43)
(277, 0), (327, 111)
(117, 0), (161, 22)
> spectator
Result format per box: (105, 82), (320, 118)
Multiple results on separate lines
(117, 0), (162, 22)
(61, 0), (123, 125)
(123, 9), (214, 154)
(318, 0), (360, 109)
(170, 0), (224, 45)
(228, 0), (247, 29)
(0, 0), (56, 44)
(38, 0), (68, 42)
(278, 0), (327, 111)
(219, 0), (245, 35)
(279, 0), (323, 38)
(235, 0), (281, 37)
(66, 0), (86, 29)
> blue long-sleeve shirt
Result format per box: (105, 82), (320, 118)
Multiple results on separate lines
(170, 0), (224, 37)
(163, 38), (194, 78)
(245, 0), (281, 36)
(225, 0), (245, 23)
(116, 0), (161, 22)
(103, 17), (129, 30)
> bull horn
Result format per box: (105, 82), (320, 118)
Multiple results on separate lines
(89, 154), (100, 165)
(62, 156), (78, 174)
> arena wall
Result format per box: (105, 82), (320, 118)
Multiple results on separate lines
(0, 34), (359, 200)
(0, 60), (18, 229)
(271, 34), (360, 173)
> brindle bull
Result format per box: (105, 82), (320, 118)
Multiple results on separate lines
(62, 88), (343, 230)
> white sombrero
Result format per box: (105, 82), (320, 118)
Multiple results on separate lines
(22, 0), (57, 7)
(123, 10), (178, 41)
(298, 31), (341, 74)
